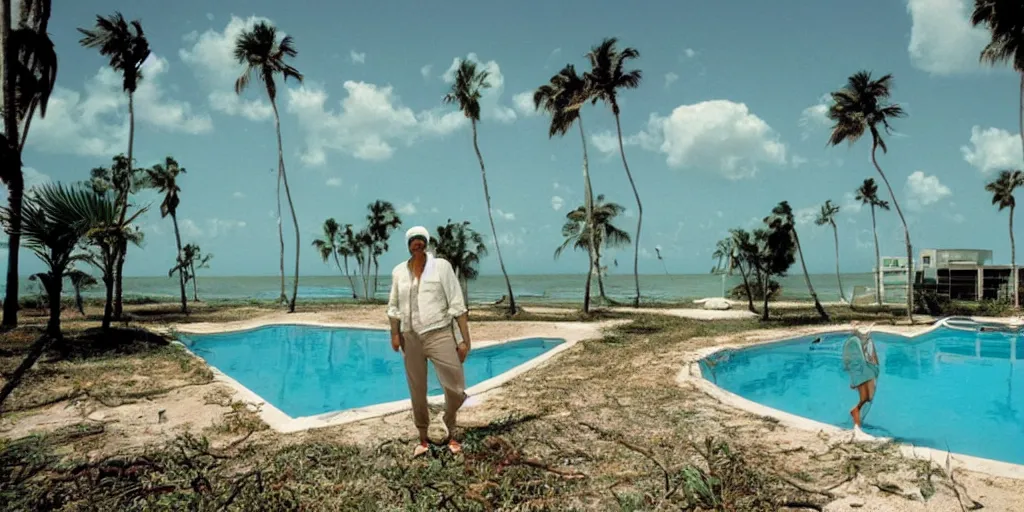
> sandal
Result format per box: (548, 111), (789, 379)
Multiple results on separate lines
(413, 441), (429, 458)
(447, 439), (462, 455)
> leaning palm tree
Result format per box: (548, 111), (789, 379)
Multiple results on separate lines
(815, 199), (846, 303)
(313, 218), (358, 299)
(366, 200), (402, 296)
(338, 223), (359, 299)
(555, 194), (631, 304)
(585, 37), (643, 307)
(534, 63), (599, 312)
(855, 178), (890, 305)
(766, 201), (829, 320)
(431, 219), (488, 305)
(972, 1), (1024, 173)
(2, 0), (58, 328)
(986, 170), (1024, 308)
(234, 21), (303, 312)
(78, 11), (150, 321)
(444, 58), (517, 315)
(827, 71), (912, 320)
(145, 156), (188, 313)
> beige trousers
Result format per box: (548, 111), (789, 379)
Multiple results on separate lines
(401, 327), (466, 438)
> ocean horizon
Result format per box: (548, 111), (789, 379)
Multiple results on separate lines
(6, 272), (880, 304)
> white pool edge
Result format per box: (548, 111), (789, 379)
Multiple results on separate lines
(676, 319), (1024, 481)
(167, 319), (594, 434)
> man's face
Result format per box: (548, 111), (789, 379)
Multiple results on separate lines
(408, 237), (426, 255)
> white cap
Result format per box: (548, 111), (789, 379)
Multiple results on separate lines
(405, 226), (430, 245)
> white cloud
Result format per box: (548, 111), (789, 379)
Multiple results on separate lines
(232, 191), (245, 198)
(842, 192), (863, 214)
(794, 206), (818, 226)
(443, 53), (517, 124)
(907, 0), (989, 75)
(285, 80), (465, 165)
(350, 50), (366, 64)
(683, 48), (697, 58)
(26, 55), (211, 156)
(593, 100), (786, 180)
(905, 171), (952, 210)
(180, 218), (247, 238)
(664, 72), (679, 89)
(398, 202), (417, 215)
(326, 177), (343, 187)
(791, 155), (808, 168)
(493, 209), (516, 221)
(551, 195), (564, 211)
(420, 64), (432, 79)
(512, 91), (537, 117)
(0, 168), (50, 203)
(179, 15), (276, 122)
(798, 99), (830, 140)
(961, 125), (1023, 174)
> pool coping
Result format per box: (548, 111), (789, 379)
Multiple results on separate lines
(164, 319), (601, 434)
(676, 317), (1024, 481)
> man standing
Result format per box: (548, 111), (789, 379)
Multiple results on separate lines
(387, 226), (472, 457)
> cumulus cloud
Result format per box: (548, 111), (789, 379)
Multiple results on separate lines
(798, 96), (831, 140)
(398, 202), (417, 215)
(180, 15), (277, 121)
(683, 48), (697, 59)
(664, 72), (679, 89)
(285, 80), (465, 165)
(592, 100), (786, 180)
(905, 171), (952, 210)
(325, 177), (342, 187)
(26, 56), (211, 156)
(842, 191), (863, 214)
(551, 195), (564, 211)
(180, 218), (247, 238)
(420, 64), (432, 79)
(442, 53), (517, 123)
(961, 126), (1023, 174)
(794, 206), (818, 226)
(492, 209), (516, 221)
(906, 0), (989, 75)
(350, 50), (366, 64)
(512, 91), (537, 117)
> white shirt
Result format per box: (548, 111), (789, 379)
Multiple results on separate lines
(386, 254), (468, 335)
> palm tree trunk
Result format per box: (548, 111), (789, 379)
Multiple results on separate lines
(373, 258), (380, 299)
(274, 170), (287, 304)
(595, 246), (610, 303)
(171, 212), (188, 314)
(871, 142), (913, 321)
(1011, 203), (1018, 308)
(113, 239), (126, 320)
(342, 256), (357, 299)
(831, 222), (846, 303)
(578, 117), (596, 313)
(761, 272), (770, 321)
(44, 271), (63, 338)
(737, 261), (757, 314)
(870, 205), (882, 306)
(471, 120), (517, 315)
(460, 275), (469, 306)
(101, 275), (113, 330)
(112, 92), (136, 321)
(794, 230), (829, 320)
(611, 110), (642, 308)
(74, 283), (85, 315)
(190, 260), (199, 301)
(269, 101), (301, 313)
(2, 0), (22, 328)
(17, 98), (36, 153)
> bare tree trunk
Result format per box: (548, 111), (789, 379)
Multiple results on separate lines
(613, 107), (642, 308)
(275, 169), (286, 305)
(871, 143), (913, 321)
(870, 205), (882, 306)
(2, 0), (22, 328)
(578, 117), (596, 313)
(794, 230), (829, 320)
(113, 92), (136, 321)
(171, 212), (188, 313)
(471, 120), (516, 315)
(831, 222), (846, 303)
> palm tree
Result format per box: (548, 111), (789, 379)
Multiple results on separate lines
(827, 71), (912, 320)
(766, 201), (829, 320)
(338, 223), (359, 299)
(711, 237), (735, 299)
(78, 11), (151, 321)
(2, 0), (57, 328)
(585, 37), (643, 307)
(986, 170), (1024, 308)
(174, 243), (212, 302)
(431, 219), (488, 304)
(366, 200), (402, 296)
(971, 1), (1024, 177)
(534, 63), (598, 312)
(79, 189), (147, 331)
(67, 267), (96, 315)
(313, 218), (358, 299)
(554, 194), (631, 303)
(855, 178), (890, 305)
(444, 58), (517, 315)
(815, 199), (846, 303)
(234, 21), (303, 313)
(726, 229), (759, 314)
(145, 156), (188, 313)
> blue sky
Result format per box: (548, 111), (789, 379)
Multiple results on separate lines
(2, 0), (1021, 277)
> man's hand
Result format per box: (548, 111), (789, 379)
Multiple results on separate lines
(391, 333), (403, 353)
(456, 342), (470, 363)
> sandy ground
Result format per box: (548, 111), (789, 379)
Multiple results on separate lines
(4, 304), (1022, 510)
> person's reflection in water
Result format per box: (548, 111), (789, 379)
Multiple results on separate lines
(843, 322), (880, 429)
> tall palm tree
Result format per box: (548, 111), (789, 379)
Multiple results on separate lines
(313, 218), (358, 299)
(554, 194), (631, 304)
(443, 59), (517, 315)
(234, 21), (303, 313)
(534, 63), (599, 312)
(78, 12), (150, 321)
(145, 156), (188, 313)
(855, 178), (890, 305)
(986, 170), (1024, 308)
(814, 199), (846, 303)
(726, 229), (759, 314)
(338, 223), (359, 299)
(585, 37), (643, 307)
(2, 0), (57, 328)
(766, 201), (829, 320)
(827, 71), (912, 320)
(366, 200), (402, 296)
(972, 2), (1024, 175)
(431, 219), (488, 305)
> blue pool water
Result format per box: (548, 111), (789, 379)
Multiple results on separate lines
(180, 325), (564, 418)
(700, 327), (1024, 465)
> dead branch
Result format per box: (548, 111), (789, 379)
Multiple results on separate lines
(483, 436), (586, 479)
(579, 421), (670, 492)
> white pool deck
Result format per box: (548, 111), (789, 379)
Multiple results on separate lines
(168, 318), (604, 434)
(678, 316), (1024, 480)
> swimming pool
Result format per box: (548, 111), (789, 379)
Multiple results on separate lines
(699, 326), (1024, 465)
(179, 324), (564, 418)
